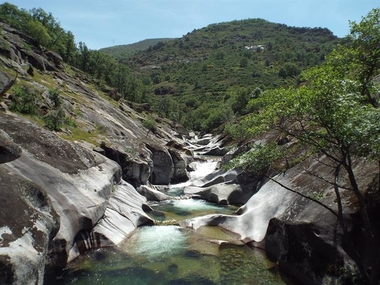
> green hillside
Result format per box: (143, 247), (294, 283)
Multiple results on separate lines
(0, 2), (343, 133)
(121, 19), (342, 131)
(99, 38), (174, 60)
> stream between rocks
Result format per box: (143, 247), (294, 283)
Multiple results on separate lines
(44, 159), (294, 285)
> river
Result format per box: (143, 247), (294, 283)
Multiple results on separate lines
(44, 159), (294, 285)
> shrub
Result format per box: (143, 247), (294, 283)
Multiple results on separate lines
(142, 117), (157, 136)
(10, 86), (37, 114)
(43, 109), (65, 131)
(48, 89), (62, 108)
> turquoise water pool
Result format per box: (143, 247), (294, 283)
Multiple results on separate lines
(44, 160), (294, 284)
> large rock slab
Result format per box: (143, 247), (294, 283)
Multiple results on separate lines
(185, 155), (378, 284)
(0, 70), (15, 96)
(0, 113), (152, 284)
(0, 167), (58, 285)
(146, 144), (174, 185)
(72, 181), (154, 256)
(184, 167), (257, 205)
(186, 177), (295, 242)
(137, 184), (172, 201)
(0, 130), (21, 163)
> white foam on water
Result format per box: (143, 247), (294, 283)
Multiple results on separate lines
(189, 160), (218, 180)
(131, 226), (187, 257)
(172, 199), (220, 212)
(168, 160), (219, 190)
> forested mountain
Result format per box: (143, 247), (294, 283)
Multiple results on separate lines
(1, 3), (379, 284)
(0, 2), (343, 132)
(100, 38), (174, 60)
(120, 19), (342, 131)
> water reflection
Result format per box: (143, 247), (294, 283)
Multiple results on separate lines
(47, 225), (291, 285)
(149, 198), (236, 222)
(44, 159), (293, 285)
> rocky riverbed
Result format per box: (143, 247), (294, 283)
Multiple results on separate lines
(0, 20), (379, 285)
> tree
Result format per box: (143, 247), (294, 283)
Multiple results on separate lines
(233, 9), (380, 285)
(239, 57), (248, 68)
(349, 8), (380, 107)
(26, 19), (51, 46)
(9, 85), (37, 114)
(44, 89), (65, 131)
(48, 89), (62, 109)
(0, 2), (31, 31)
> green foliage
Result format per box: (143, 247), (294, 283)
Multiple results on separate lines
(119, 18), (340, 132)
(227, 143), (281, 174)
(228, 12), (380, 283)
(100, 38), (174, 60)
(74, 42), (151, 104)
(43, 109), (65, 131)
(349, 8), (380, 107)
(0, 3), (31, 31)
(0, 3), (77, 63)
(9, 85), (37, 114)
(231, 8), (380, 173)
(180, 101), (233, 132)
(224, 121), (248, 142)
(278, 63), (301, 78)
(48, 89), (62, 108)
(26, 19), (51, 46)
(43, 89), (65, 131)
(0, 3), (342, 133)
(142, 116), (157, 136)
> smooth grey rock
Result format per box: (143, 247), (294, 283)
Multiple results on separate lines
(185, 183), (242, 205)
(137, 184), (172, 201)
(0, 130), (21, 163)
(0, 166), (59, 285)
(169, 148), (190, 183)
(186, 155), (379, 285)
(73, 181), (154, 255)
(147, 144), (174, 185)
(0, 70), (15, 96)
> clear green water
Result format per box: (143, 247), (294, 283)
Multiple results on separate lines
(45, 199), (293, 285)
(44, 161), (294, 284)
(148, 198), (237, 222)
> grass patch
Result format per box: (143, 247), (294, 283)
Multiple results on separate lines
(60, 123), (108, 146)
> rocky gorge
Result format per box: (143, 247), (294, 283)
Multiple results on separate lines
(0, 21), (379, 285)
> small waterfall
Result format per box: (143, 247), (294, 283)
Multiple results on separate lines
(169, 159), (220, 190)
(189, 159), (219, 180)
(46, 152), (292, 285)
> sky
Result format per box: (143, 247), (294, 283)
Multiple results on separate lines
(4, 0), (380, 50)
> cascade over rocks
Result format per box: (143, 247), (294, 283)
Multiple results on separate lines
(3, 17), (378, 285)
(186, 151), (379, 284)
(0, 113), (156, 284)
(0, 21), (199, 284)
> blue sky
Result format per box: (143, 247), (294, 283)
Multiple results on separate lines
(4, 0), (379, 50)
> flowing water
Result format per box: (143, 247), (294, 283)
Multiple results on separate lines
(44, 159), (294, 285)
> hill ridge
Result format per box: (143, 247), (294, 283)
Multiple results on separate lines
(118, 18), (341, 131)
(100, 38), (175, 59)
